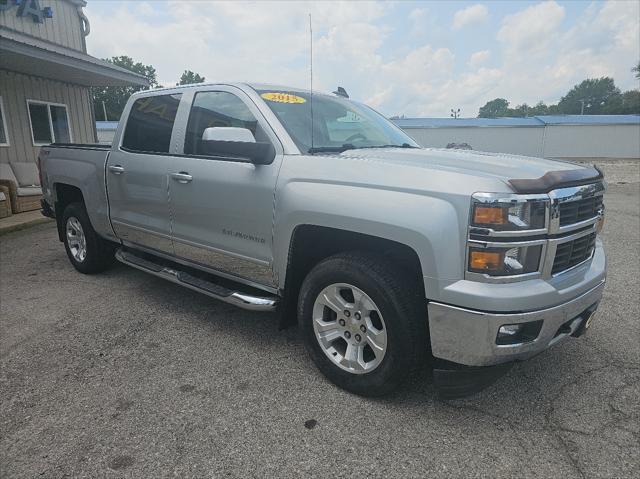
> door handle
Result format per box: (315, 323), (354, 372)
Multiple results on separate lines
(108, 165), (125, 175)
(171, 172), (193, 183)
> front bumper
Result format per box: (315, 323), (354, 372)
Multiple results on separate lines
(427, 279), (605, 367)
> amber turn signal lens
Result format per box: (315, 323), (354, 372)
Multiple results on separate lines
(473, 206), (508, 225)
(469, 250), (504, 271)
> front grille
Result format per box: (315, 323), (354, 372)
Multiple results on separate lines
(552, 233), (596, 274)
(559, 195), (603, 226)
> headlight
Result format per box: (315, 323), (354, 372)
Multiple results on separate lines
(471, 194), (547, 232)
(468, 244), (543, 276)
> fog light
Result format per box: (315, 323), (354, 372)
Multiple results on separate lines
(496, 320), (543, 345)
(498, 324), (523, 338)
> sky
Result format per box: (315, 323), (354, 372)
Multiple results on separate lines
(85, 0), (640, 118)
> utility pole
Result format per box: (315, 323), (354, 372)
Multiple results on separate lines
(101, 101), (108, 122)
(450, 108), (461, 119)
(578, 99), (593, 115)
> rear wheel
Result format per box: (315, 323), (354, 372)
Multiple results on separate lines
(62, 202), (114, 274)
(298, 251), (428, 396)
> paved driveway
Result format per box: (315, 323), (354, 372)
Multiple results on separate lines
(1, 180), (638, 478)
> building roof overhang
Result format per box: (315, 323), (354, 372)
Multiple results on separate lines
(0, 28), (149, 87)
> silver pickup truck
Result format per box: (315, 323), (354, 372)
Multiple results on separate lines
(38, 83), (606, 397)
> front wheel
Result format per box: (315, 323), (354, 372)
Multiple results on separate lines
(62, 202), (114, 274)
(298, 252), (428, 396)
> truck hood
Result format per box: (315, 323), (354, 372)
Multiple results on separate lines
(339, 147), (587, 188)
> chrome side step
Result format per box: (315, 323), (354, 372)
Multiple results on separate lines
(115, 249), (278, 312)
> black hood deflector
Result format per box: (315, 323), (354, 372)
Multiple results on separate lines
(508, 166), (603, 194)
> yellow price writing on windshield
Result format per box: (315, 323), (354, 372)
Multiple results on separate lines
(261, 92), (306, 104)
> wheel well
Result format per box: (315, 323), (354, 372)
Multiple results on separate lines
(53, 183), (84, 242)
(278, 225), (425, 328)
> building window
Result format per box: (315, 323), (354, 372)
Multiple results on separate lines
(0, 96), (8, 146)
(27, 100), (72, 145)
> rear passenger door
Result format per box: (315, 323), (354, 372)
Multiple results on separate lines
(168, 87), (282, 289)
(106, 93), (181, 254)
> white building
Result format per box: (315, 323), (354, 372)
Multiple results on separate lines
(1, 0), (148, 166)
(393, 115), (640, 161)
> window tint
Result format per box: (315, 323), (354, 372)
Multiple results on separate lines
(122, 94), (181, 153)
(184, 91), (262, 155)
(28, 103), (52, 144)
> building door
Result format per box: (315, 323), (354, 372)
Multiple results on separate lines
(106, 93), (181, 254)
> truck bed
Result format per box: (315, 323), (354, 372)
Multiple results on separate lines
(39, 142), (113, 240)
(49, 143), (111, 150)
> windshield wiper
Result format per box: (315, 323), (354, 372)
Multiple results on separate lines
(353, 143), (419, 149)
(308, 143), (418, 154)
(308, 144), (355, 154)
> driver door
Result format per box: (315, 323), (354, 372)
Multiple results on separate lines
(167, 88), (282, 288)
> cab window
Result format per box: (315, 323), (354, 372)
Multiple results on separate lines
(184, 91), (268, 156)
(122, 94), (182, 153)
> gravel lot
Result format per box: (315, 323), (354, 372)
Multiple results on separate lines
(1, 162), (638, 478)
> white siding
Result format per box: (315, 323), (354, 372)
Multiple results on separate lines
(97, 128), (116, 144)
(404, 126), (544, 157)
(0, 69), (95, 164)
(0, 0), (85, 52)
(402, 124), (640, 160)
(543, 125), (640, 159)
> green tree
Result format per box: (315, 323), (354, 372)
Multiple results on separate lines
(557, 77), (621, 115)
(178, 70), (205, 85)
(478, 98), (509, 118)
(619, 89), (640, 114)
(633, 62), (640, 80)
(529, 101), (555, 116)
(508, 103), (536, 117)
(92, 56), (157, 121)
(476, 76), (637, 118)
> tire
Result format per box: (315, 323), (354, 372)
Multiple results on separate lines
(298, 251), (428, 396)
(62, 202), (114, 274)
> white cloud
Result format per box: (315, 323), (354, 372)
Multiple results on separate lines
(408, 7), (427, 36)
(85, 0), (640, 118)
(497, 1), (565, 57)
(489, 0), (640, 108)
(409, 7), (427, 23)
(468, 50), (491, 68)
(87, 1), (389, 91)
(452, 4), (489, 30)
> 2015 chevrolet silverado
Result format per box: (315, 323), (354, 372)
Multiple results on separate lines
(38, 83), (606, 397)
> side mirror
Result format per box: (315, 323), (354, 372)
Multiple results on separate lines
(199, 127), (275, 165)
(202, 127), (256, 143)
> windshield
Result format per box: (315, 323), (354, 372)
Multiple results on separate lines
(256, 90), (419, 154)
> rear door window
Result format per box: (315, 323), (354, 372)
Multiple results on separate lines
(122, 94), (182, 153)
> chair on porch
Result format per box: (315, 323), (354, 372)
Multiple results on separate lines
(0, 185), (11, 219)
(0, 163), (43, 214)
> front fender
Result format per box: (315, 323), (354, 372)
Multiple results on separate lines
(273, 180), (466, 290)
